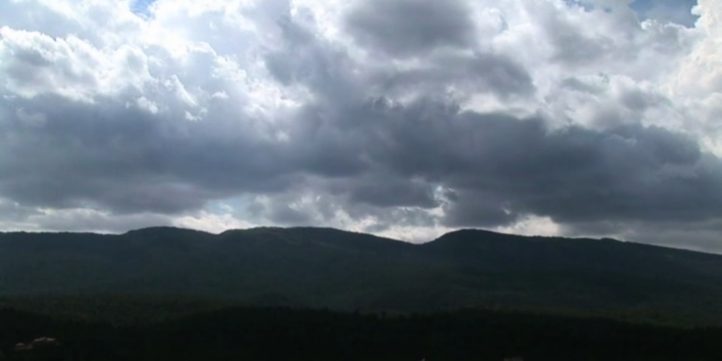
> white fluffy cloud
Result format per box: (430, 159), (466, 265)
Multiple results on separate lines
(1, 0), (721, 251)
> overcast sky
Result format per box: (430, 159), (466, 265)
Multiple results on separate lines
(1, 0), (721, 251)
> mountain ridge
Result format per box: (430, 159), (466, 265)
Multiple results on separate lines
(3, 226), (722, 325)
(0, 225), (700, 254)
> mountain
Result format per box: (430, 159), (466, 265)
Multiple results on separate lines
(4, 307), (722, 361)
(3, 226), (722, 325)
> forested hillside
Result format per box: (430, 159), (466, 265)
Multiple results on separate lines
(3, 227), (722, 325)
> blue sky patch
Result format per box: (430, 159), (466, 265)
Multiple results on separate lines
(131, 0), (156, 16)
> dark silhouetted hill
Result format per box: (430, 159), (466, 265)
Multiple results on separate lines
(3, 227), (722, 325)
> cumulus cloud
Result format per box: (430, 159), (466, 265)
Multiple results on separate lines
(344, 0), (476, 56)
(0, 0), (721, 251)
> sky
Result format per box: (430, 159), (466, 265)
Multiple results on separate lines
(0, 0), (721, 251)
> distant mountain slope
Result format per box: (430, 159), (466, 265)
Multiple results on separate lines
(3, 227), (722, 324)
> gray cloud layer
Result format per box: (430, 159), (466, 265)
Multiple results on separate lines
(0, 0), (720, 250)
(345, 0), (475, 56)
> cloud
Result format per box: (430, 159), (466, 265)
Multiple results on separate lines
(290, 97), (721, 228)
(0, 0), (721, 251)
(344, 0), (475, 56)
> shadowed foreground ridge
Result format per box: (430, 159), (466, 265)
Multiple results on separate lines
(4, 306), (722, 361)
(3, 227), (722, 325)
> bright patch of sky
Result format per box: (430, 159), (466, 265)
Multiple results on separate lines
(632, 0), (699, 26)
(131, 0), (156, 15)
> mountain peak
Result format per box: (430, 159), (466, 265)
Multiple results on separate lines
(124, 226), (213, 237)
(428, 228), (528, 245)
(431, 228), (623, 245)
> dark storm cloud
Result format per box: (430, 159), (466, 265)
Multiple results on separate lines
(346, 176), (438, 208)
(6, 84), (719, 230)
(344, 0), (476, 56)
(284, 96), (722, 227)
(0, 94), (297, 214)
(264, 16), (362, 104)
(266, 15), (534, 104)
(369, 52), (535, 98)
(443, 190), (518, 227)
